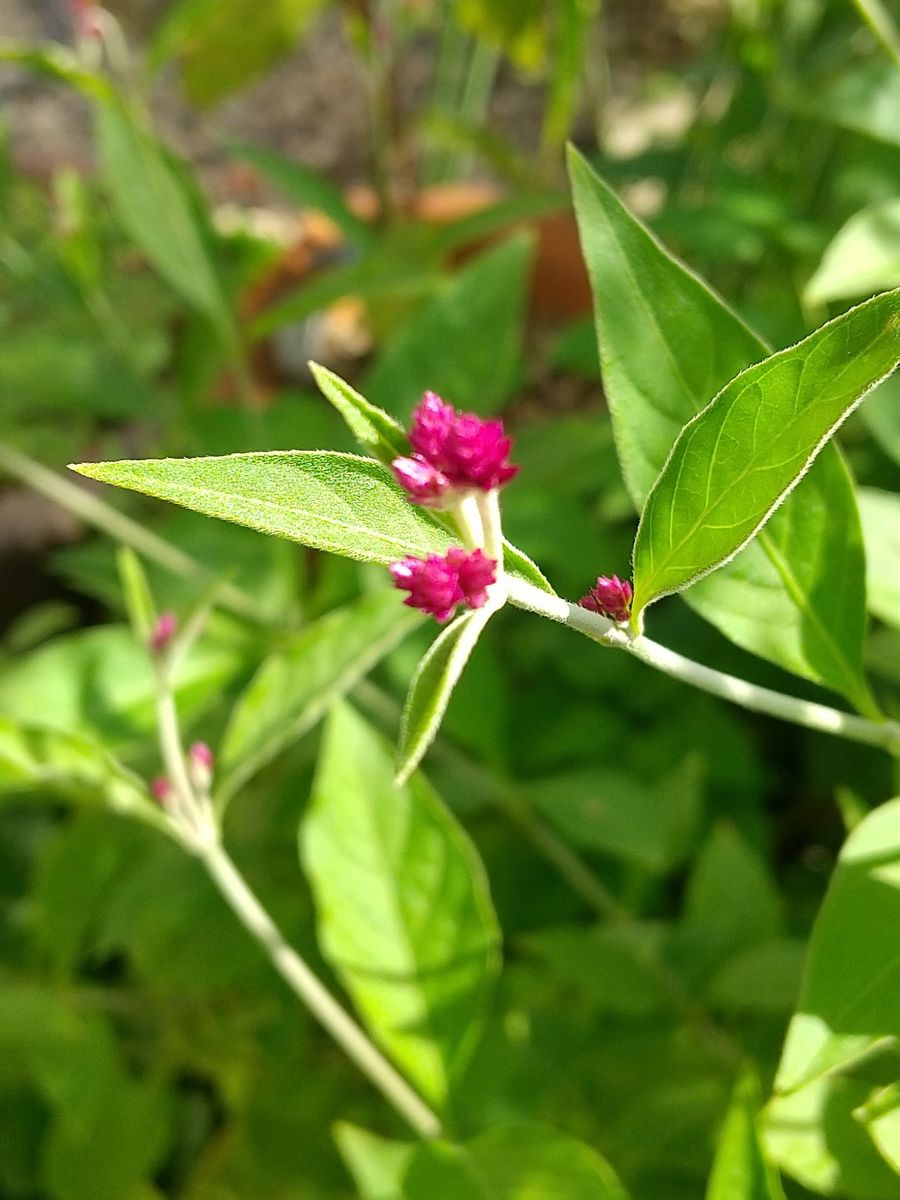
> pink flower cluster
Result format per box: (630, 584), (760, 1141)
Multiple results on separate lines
(391, 392), (518, 508)
(389, 548), (496, 623)
(579, 575), (633, 624)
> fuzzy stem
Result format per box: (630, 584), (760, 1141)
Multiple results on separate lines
(506, 578), (900, 757)
(152, 650), (442, 1140)
(198, 840), (442, 1140)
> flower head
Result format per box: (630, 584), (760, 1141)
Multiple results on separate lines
(579, 575), (633, 624)
(393, 392), (518, 506)
(389, 548), (497, 622)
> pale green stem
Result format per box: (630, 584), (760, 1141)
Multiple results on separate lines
(476, 490), (505, 564)
(198, 840), (442, 1139)
(506, 578), (900, 758)
(152, 653), (442, 1140)
(852, 0), (900, 67)
(454, 494), (485, 550)
(0, 443), (262, 625)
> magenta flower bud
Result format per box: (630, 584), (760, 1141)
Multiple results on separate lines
(188, 741), (214, 791)
(578, 575), (633, 624)
(445, 414), (519, 491)
(391, 455), (455, 507)
(402, 392), (518, 494)
(151, 776), (171, 804)
(389, 554), (464, 622)
(410, 391), (455, 462)
(149, 612), (177, 655)
(388, 548), (497, 622)
(449, 547), (496, 609)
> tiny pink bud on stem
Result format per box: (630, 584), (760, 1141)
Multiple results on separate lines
(150, 612), (177, 655)
(578, 575), (633, 624)
(188, 742), (214, 792)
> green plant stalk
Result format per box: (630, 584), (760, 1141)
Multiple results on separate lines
(506, 578), (900, 757)
(852, 0), (900, 67)
(152, 652), (442, 1140)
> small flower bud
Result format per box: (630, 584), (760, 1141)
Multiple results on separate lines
(578, 575), (633, 624)
(391, 455), (456, 508)
(388, 548), (497, 622)
(149, 612), (177, 655)
(71, 0), (103, 39)
(188, 742), (214, 792)
(396, 391), (519, 497)
(151, 776), (172, 804)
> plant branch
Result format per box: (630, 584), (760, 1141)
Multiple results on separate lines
(151, 650), (442, 1140)
(506, 578), (900, 757)
(198, 839), (442, 1139)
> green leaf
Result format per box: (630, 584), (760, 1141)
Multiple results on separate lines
(0, 718), (159, 824)
(857, 1083), (900, 1177)
(568, 149), (880, 709)
(794, 59), (900, 147)
(71, 451), (456, 565)
(765, 1074), (900, 1199)
(310, 363), (410, 465)
(96, 101), (233, 339)
(0, 621), (250, 747)
(404, 1122), (630, 1199)
(218, 591), (422, 802)
(523, 922), (673, 1015)
(775, 795), (900, 1095)
(302, 703), (500, 1108)
(527, 756), (702, 872)
(150, 0), (326, 105)
(631, 290), (900, 620)
(115, 546), (157, 644)
(706, 1071), (785, 1200)
(364, 235), (534, 420)
(859, 488), (900, 630)
(395, 605), (497, 786)
(334, 1122), (414, 1200)
(706, 938), (807, 1016)
(231, 144), (375, 248)
(807, 199), (900, 305)
(0, 42), (114, 102)
(680, 824), (782, 982)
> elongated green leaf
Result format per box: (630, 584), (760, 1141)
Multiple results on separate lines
(302, 703), (499, 1107)
(775, 796), (900, 1095)
(310, 363), (410, 464)
(396, 605), (496, 786)
(864, 374), (900, 466)
(71, 451), (455, 565)
(404, 1123), (630, 1199)
(364, 235), (533, 420)
(0, 718), (159, 824)
(569, 149), (878, 708)
(115, 547), (157, 644)
(765, 1074), (900, 1199)
(706, 1071), (785, 1200)
(151, 0), (326, 105)
(857, 1084), (900, 1176)
(232, 144), (374, 247)
(527, 757), (702, 872)
(0, 42), (114, 102)
(859, 487), (900, 630)
(218, 591), (421, 802)
(631, 290), (900, 619)
(97, 102), (233, 338)
(334, 1123), (414, 1200)
(807, 198), (900, 305)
